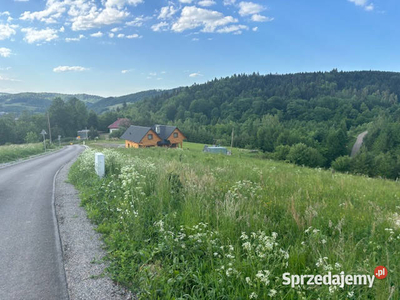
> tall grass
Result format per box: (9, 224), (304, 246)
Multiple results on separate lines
(69, 146), (400, 299)
(0, 143), (45, 163)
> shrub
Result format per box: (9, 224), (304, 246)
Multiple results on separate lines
(274, 145), (291, 160)
(25, 131), (40, 144)
(332, 155), (352, 172)
(287, 143), (325, 167)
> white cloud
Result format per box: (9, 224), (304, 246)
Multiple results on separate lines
(0, 24), (17, 40)
(216, 24), (248, 34)
(126, 33), (141, 38)
(53, 65), (88, 72)
(14, 0), (30, 2)
(172, 6), (237, 33)
(0, 67), (12, 71)
(105, 0), (144, 9)
(20, 1), (66, 24)
(59, 26), (65, 32)
(252, 26), (258, 31)
(348, 0), (374, 11)
(223, 0), (236, 5)
(109, 32), (115, 38)
(126, 15), (151, 27)
(179, 0), (193, 3)
(365, 3), (374, 11)
(121, 69), (131, 74)
(0, 11), (11, 16)
(251, 14), (273, 22)
(0, 75), (20, 82)
(198, 0), (216, 7)
(71, 7), (130, 31)
(189, 72), (202, 77)
(111, 27), (122, 32)
(21, 27), (58, 44)
(117, 33), (125, 38)
(149, 72), (157, 76)
(151, 21), (169, 32)
(192, 37), (199, 41)
(0, 48), (12, 58)
(65, 34), (85, 42)
(158, 6), (178, 19)
(90, 31), (103, 37)
(238, 1), (265, 16)
(19, 0), (145, 31)
(348, 0), (368, 6)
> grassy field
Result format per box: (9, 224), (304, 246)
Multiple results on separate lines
(0, 143), (46, 164)
(69, 143), (400, 299)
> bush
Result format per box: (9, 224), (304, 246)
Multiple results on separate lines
(273, 145), (291, 160)
(287, 143), (325, 167)
(25, 131), (40, 144)
(332, 156), (352, 172)
(109, 129), (124, 139)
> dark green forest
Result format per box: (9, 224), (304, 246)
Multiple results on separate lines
(2, 70), (400, 179)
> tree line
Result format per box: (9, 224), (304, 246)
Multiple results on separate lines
(2, 70), (400, 179)
(0, 97), (121, 145)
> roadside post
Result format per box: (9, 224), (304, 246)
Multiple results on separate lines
(95, 153), (105, 178)
(41, 130), (47, 151)
(58, 135), (61, 147)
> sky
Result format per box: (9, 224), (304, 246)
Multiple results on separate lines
(0, 0), (399, 97)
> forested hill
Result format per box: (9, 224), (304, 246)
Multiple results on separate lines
(120, 70), (400, 179)
(0, 92), (103, 114)
(89, 88), (180, 113)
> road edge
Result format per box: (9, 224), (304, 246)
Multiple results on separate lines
(54, 148), (134, 300)
(52, 164), (71, 300)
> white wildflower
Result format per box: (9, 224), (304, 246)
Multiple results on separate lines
(249, 292), (258, 299)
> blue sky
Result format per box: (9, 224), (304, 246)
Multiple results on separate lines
(0, 0), (398, 96)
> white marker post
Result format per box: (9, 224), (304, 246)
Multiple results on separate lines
(95, 153), (105, 178)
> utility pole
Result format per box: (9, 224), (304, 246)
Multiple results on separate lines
(231, 127), (234, 150)
(47, 112), (52, 144)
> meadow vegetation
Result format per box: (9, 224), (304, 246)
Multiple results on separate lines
(69, 145), (400, 299)
(0, 143), (46, 163)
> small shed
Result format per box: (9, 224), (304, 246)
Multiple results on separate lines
(203, 145), (228, 155)
(77, 130), (90, 140)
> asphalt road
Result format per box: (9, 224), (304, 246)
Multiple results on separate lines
(0, 145), (84, 300)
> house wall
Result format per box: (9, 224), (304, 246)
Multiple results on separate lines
(110, 128), (118, 134)
(125, 140), (139, 148)
(167, 128), (186, 148)
(125, 129), (161, 148)
(139, 129), (161, 147)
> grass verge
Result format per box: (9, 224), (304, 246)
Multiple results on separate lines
(69, 145), (400, 299)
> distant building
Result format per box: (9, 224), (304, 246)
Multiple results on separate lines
(107, 118), (130, 134)
(121, 124), (186, 148)
(77, 130), (90, 140)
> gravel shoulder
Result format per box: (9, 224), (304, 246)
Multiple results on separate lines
(55, 157), (134, 300)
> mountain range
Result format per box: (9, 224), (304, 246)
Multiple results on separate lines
(0, 89), (176, 114)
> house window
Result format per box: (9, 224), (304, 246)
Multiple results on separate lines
(173, 132), (178, 138)
(148, 134), (153, 140)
